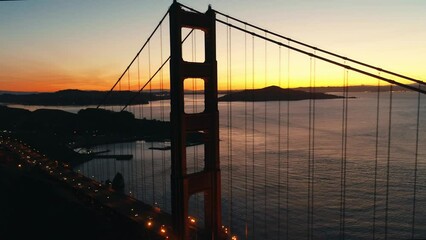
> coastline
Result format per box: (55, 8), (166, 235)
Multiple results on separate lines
(0, 148), (144, 240)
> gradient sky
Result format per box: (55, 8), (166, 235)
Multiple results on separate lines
(1, 0), (425, 92)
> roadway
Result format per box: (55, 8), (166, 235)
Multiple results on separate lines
(0, 135), (175, 240)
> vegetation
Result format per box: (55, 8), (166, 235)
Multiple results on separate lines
(0, 106), (201, 166)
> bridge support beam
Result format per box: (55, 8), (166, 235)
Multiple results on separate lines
(169, 2), (222, 240)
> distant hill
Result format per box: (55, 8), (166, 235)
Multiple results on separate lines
(0, 89), (169, 106)
(295, 85), (409, 93)
(0, 84), (412, 106)
(0, 90), (39, 95)
(218, 86), (345, 102)
(217, 84), (415, 95)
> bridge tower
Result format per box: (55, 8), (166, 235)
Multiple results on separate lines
(169, 2), (222, 240)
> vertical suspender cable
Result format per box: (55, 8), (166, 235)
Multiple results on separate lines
(251, 35), (256, 239)
(125, 144), (130, 195)
(225, 19), (234, 233)
(340, 67), (349, 239)
(226, 19), (232, 227)
(308, 57), (312, 240)
(191, 28), (197, 217)
(148, 41), (153, 120)
(384, 85), (393, 240)
(312, 53), (317, 239)
(244, 24), (249, 240)
(142, 140), (146, 201)
(226, 18), (230, 229)
(411, 85), (421, 239)
(127, 70), (133, 196)
(343, 70), (349, 239)
(160, 23), (165, 122)
(190, 29), (197, 215)
(160, 24), (167, 209)
(308, 54), (318, 239)
(148, 41), (155, 205)
(138, 55), (141, 120)
(113, 144), (117, 182)
(137, 55), (146, 201)
(277, 45), (282, 240)
(140, 55), (144, 118)
(106, 143), (110, 183)
(137, 55), (144, 201)
(264, 31), (268, 239)
(119, 76), (124, 178)
(286, 41), (291, 240)
(339, 68), (344, 238)
(192, 29), (201, 219)
(229, 24), (234, 233)
(373, 76), (381, 239)
(99, 118), (104, 182)
(128, 65), (131, 89)
(308, 52), (317, 239)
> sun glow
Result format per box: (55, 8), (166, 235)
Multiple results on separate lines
(0, 1), (424, 93)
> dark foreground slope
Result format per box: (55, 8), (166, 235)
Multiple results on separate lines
(0, 148), (149, 240)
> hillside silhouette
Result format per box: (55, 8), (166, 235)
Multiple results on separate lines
(0, 89), (169, 106)
(0, 106), (201, 165)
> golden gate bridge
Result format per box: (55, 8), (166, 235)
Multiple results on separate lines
(1, 1), (425, 239)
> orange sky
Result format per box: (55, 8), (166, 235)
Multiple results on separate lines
(1, 0), (425, 92)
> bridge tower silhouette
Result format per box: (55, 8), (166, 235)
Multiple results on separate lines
(169, 2), (222, 240)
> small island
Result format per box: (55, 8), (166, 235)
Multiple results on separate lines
(218, 85), (346, 102)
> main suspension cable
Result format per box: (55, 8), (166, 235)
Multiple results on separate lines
(178, 0), (425, 90)
(97, 8), (170, 109)
(215, 19), (426, 95)
(212, 8), (426, 87)
(120, 29), (195, 111)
